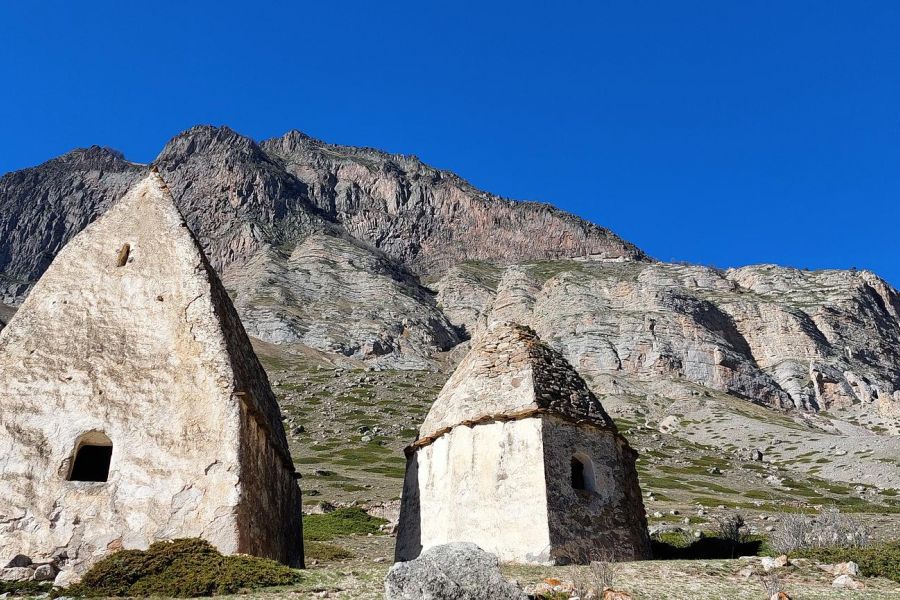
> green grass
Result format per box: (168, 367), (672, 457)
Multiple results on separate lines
(59, 539), (302, 598)
(303, 508), (387, 541)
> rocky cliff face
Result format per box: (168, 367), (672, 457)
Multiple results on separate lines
(222, 234), (461, 369)
(435, 260), (900, 415)
(260, 130), (647, 274)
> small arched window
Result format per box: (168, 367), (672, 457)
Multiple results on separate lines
(570, 453), (597, 493)
(68, 431), (113, 482)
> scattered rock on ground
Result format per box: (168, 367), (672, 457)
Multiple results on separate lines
(32, 564), (57, 581)
(832, 574), (864, 590)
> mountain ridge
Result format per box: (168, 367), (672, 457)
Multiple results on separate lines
(0, 124), (646, 304)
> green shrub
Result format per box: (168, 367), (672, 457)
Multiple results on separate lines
(0, 580), (52, 596)
(303, 507), (386, 541)
(304, 541), (354, 562)
(792, 541), (900, 583)
(60, 538), (302, 597)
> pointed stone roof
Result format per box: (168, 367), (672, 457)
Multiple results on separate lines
(0, 170), (291, 466)
(417, 322), (614, 442)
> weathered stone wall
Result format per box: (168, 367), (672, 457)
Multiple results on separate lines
(541, 416), (650, 562)
(236, 396), (304, 566)
(0, 175), (302, 580)
(398, 419), (552, 563)
(209, 249), (303, 567)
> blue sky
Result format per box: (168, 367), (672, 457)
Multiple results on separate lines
(2, 1), (898, 285)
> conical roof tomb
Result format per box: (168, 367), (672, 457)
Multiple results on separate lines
(0, 172), (303, 583)
(396, 322), (650, 564)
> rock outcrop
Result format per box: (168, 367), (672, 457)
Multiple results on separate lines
(261, 130), (647, 275)
(436, 260), (900, 414)
(223, 234), (462, 369)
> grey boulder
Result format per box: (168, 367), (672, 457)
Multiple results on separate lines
(385, 543), (527, 600)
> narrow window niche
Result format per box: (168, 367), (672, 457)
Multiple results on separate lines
(68, 431), (113, 482)
(116, 243), (131, 267)
(570, 452), (597, 493)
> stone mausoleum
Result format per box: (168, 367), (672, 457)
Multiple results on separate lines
(0, 172), (303, 584)
(396, 322), (650, 564)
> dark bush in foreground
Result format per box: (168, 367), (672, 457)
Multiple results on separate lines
(60, 538), (302, 597)
(792, 541), (900, 583)
(302, 507), (386, 541)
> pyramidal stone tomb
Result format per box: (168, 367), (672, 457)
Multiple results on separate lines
(396, 322), (651, 564)
(0, 171), (303, 584)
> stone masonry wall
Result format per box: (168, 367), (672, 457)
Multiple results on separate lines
(541, 416), (650, 562)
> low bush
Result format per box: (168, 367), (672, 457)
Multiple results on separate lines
(60, 538), (302, 597)
(303, 507), (386, 541)
(770, 508), (868, 554)
(714, 513), (746, 545)
(304, 541), (354, 562)
(792, 540), (900, 583)
(0, 581), (52, 596)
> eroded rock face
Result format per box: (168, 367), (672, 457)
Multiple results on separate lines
(385, 543), (528, 600)
(0, 174), (302, 581)
(223, 234), (462, 369)
(436, 261), (900, 414)
(262, 130), (647, 275)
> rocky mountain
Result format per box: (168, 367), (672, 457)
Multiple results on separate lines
(259, 130), (647, 275)
(1, 125), (899, 414)
(0, 126), (644, 298)
(0, 125), (643, 363)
